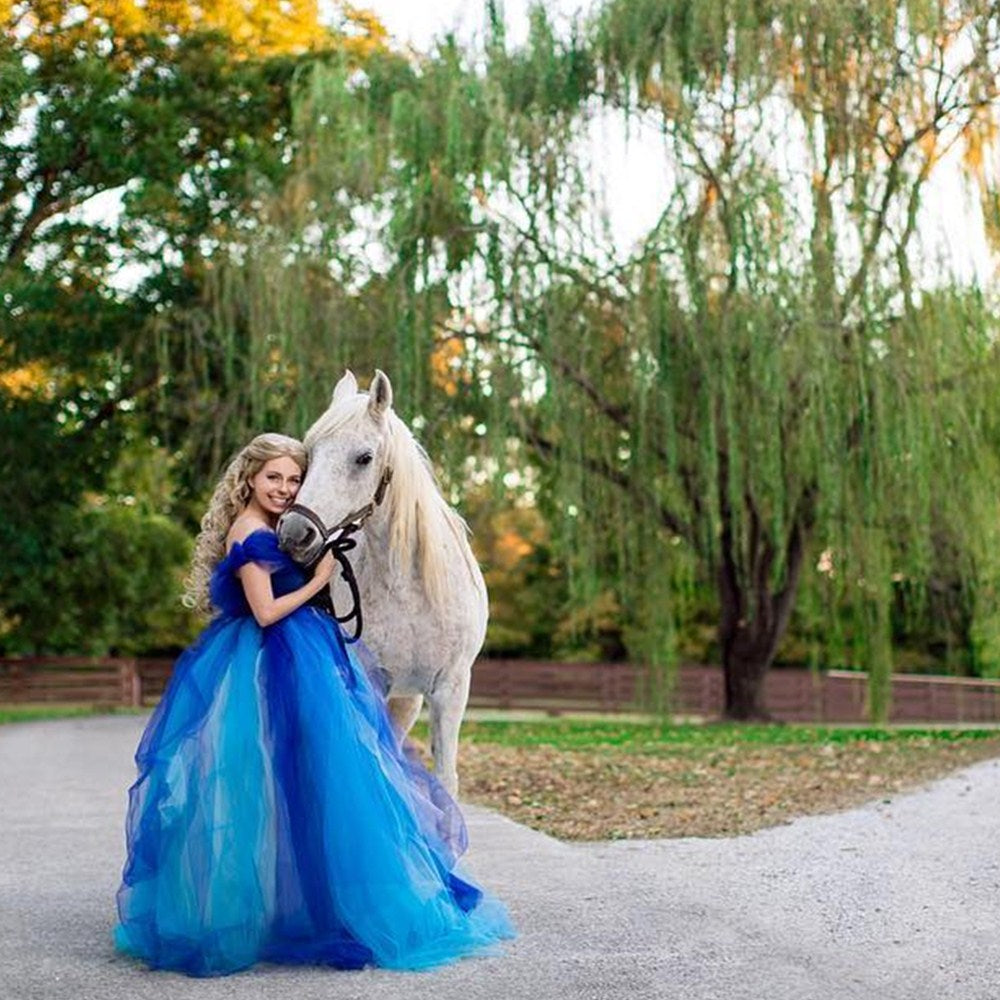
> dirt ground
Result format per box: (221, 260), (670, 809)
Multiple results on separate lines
(453, 735), (1000, 840)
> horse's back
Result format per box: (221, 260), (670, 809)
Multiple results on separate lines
(353, 526), (486, 692)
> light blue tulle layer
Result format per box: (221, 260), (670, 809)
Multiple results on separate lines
(113, 581), (514, 976)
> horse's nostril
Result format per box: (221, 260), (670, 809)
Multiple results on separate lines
(278, 513), (314, 550)
(278, 514), (318, 551)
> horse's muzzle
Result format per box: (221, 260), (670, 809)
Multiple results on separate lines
(276, 510), (322, 564)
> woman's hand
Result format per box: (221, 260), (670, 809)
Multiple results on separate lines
(236, 542), (337, 628)
(312, 550), (336, 586)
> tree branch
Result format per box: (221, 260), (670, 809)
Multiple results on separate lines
(516, 417), (696, 546)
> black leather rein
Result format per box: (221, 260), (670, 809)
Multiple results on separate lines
(282, 466), (393, 643)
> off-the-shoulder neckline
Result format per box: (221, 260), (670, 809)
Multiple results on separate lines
(224, 526), (279, 557)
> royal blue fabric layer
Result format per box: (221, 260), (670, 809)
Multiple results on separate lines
(112, 529), (514, 976)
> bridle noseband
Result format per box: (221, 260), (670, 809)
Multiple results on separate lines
(281, 466), (393, 643)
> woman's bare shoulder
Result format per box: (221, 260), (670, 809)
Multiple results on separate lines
(226, 516), (274, 551)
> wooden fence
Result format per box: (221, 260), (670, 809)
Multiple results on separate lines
(469, 659), (1000, 723)
(4, 655), (1000, 723)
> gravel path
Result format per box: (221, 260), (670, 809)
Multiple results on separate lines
(1, 714), (998, 1000)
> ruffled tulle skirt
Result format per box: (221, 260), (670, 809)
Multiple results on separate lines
(112, 607), (514, 976)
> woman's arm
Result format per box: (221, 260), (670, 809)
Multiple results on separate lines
(228, 521), (335, 627)
(237, 556), (335, 627)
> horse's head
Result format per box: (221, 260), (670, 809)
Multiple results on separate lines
(277, 369), (394, 564)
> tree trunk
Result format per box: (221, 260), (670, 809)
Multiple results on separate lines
(720, 622), (779, 722)
(716, 478), (816, 721)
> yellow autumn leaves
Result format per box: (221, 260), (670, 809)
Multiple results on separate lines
(4, 1), (388, 61)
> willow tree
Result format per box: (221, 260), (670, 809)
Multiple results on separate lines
(207, 1), (1000, 719)
(586, 0), (1000, 716)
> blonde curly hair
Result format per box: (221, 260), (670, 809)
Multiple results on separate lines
(183, 432), (308, 614)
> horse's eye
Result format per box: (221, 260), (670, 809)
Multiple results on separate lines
(356, 452), (373, 466)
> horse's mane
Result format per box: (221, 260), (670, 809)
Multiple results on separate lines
(304, 396), (475, 605)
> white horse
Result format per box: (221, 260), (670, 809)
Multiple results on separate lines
(276, 370), (488, 797)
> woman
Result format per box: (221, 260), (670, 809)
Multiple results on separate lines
(112, 433), (514, 977)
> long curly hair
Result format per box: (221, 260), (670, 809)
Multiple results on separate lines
(183, 432), (308, 614)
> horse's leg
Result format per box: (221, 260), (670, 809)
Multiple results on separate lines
(427, 667), (471, 799)
(387, 693), (423, 736)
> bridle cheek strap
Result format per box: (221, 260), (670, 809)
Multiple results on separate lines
(281, 466), (393, 643)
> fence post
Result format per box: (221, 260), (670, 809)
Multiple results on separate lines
(499, 660), (511, 710)
(13, 661), (27, 703)
(119, 659), (141, 707)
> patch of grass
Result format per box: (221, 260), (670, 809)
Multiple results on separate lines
(0, 704), (149, 725)
(415, 717), (998, 753)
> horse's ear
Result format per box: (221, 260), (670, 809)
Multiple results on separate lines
(331, 370), (358, 406)
(368, 369), (393, 420)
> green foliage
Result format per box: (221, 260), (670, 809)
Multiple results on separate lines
(9, 0), (1000, 705)
(0, 704), (149, 725)
(467, 495), (570, 657)
(1, 501), (199, 656)
(185, 1), (1000, 720)
(412, 717), (1000, 751)
(288, 3), (1000, 715)
(0, 10), (348, 638)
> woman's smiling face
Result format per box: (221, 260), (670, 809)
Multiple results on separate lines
(248, 456), (304, 519)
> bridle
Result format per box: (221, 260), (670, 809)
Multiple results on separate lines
(281, 466), (393, 643)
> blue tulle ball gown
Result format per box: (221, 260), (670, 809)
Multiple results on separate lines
(112, 528), (515, 976)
